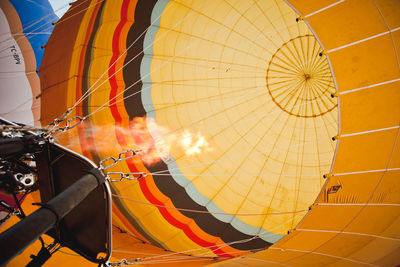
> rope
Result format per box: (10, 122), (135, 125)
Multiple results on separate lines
(108, 212), (307, 265)
(112, 194), (308, 216)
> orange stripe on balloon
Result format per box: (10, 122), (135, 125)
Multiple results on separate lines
(112, 202), (149, 243)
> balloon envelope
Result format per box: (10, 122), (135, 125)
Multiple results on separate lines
(7, 0), (400, 265)
(39, 0), (338, 259)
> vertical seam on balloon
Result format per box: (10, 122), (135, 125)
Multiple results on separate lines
(315, 203), (400, 206)
(303, 0), (345, 19)
(340, 125), (400, 138)
(339, 78), (400, 95)
(371, 0), (400, 72)
(238, 257), (294, 267)
(331, 167), (400, 177)
(295, 228), (400, 241)
(327, 27), (400, 53)
(269, 247), (378, 266)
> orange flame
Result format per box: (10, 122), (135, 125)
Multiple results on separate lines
(61, 117), (212, 166)
(128, 117), (171, 165)
(180, 130), (211, 155)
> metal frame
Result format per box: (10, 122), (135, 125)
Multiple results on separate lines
(0, 117), (113, 264)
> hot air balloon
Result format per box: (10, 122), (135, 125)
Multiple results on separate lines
(1, 0), (399, 266)
(0, 0), (70, 126)
(0, 0), (70, 235)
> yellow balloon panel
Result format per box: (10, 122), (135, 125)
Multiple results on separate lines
(340, 81), (400, 134)
(333, 128), (399, 173)
(148, 0), (337, 234)
(330, 34), (399, 92)
(374, 0), (400, 29)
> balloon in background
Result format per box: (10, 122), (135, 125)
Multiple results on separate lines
(0, 0), (70, 126)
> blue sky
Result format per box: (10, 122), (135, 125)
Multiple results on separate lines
(48, 0), (71, 18)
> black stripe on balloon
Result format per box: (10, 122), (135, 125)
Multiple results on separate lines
(123, 0), (158, 119)
(123, 1), (273, 251)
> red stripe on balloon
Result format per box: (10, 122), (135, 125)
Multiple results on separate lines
(106, 0), (234, 258)
(108, 0), (131, 123)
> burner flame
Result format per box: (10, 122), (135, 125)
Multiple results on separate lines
(62, 117), (212, 166)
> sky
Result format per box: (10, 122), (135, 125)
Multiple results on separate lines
(48, 0), (71, 18)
